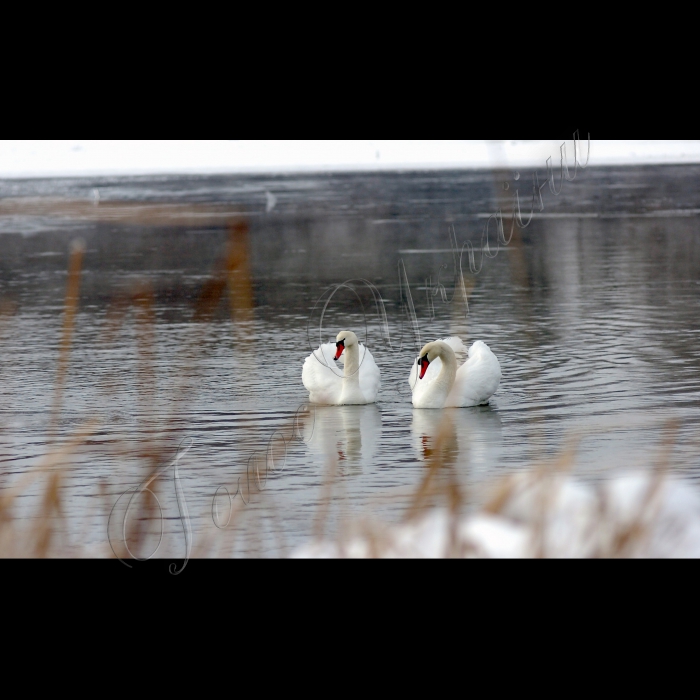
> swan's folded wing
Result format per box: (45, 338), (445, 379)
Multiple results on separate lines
(358, 344), (381, 403)
(440, 336), (468, 357)
(302, 343), (343, 404)
(448, 341), (501, 407)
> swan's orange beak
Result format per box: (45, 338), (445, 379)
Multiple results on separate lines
(334, 341), (345, 360)
(419, 357), (430, 379)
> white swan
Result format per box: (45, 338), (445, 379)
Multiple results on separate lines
(409, 337), (501, 408)
(302, 330), (380, 405)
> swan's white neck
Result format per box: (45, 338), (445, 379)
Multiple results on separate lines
(433, 344), (458, 397)
(343, 342), (361, 379)
(340, 343), (365, 403)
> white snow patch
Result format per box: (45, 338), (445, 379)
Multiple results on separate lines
(2, 140), (700, 179)
(292, 472), (700, 558)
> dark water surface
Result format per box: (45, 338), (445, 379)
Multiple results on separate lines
(1, 165), (700, 558)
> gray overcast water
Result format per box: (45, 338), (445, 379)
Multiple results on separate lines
(1, 165), (700, 558)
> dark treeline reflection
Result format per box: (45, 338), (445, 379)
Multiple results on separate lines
(1, 165), (699, 313)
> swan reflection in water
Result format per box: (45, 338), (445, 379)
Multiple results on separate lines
(299, 404), (383, 475)
(411, 404), (503, 478)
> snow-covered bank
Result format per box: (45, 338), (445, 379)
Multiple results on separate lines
(292, 472), (700, 558)
(1, 140), (699, 179)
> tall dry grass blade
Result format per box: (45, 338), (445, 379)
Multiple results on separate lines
(262, 491), (289, 558)
(602, 419), (680, 558)
(404, 411), (462, 523)
(49, 239), (85, 440)
(32, 469), (64, 557)
(0, 299), (17, 350)
(0, 419), (100, 520)
(133, 284), (165, 473)
(226, 219), (254, 324)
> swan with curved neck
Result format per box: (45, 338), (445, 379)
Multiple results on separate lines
(333, 331), (368, 404)
(410, 337), (501, 409)
(302, 330), (380, 405)
(415, 341), (458, 408)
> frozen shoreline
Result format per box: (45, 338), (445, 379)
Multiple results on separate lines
(1, 140), (700, 179)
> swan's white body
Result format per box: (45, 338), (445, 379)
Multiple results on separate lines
(409, 337), (501, 408)
(302, 332), (380, 405)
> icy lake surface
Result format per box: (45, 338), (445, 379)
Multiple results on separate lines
(1, 165), (700, 558)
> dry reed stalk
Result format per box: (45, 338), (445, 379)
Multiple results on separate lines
(313, 408), (466, 558)
(262, 490), (289, 558)
(0, 419), (100, 514)
(596, 419), (679, 558)
(403, 411), (463, 524)
(364, 518), (385, 559)
(226, 220), (254, 324)
(313, 411), (696, 559)
(0, 217), (258, 558)
(0, 417), (101, 557)
(49, 239), (85, 440)
(0, 300), (17, 347)
(32, 470), (64, 557)
(528, 435), (583, 558)
(133, 286), (170, 488)
(164, 217), (251, 420)
(103, 218), (256, 561)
